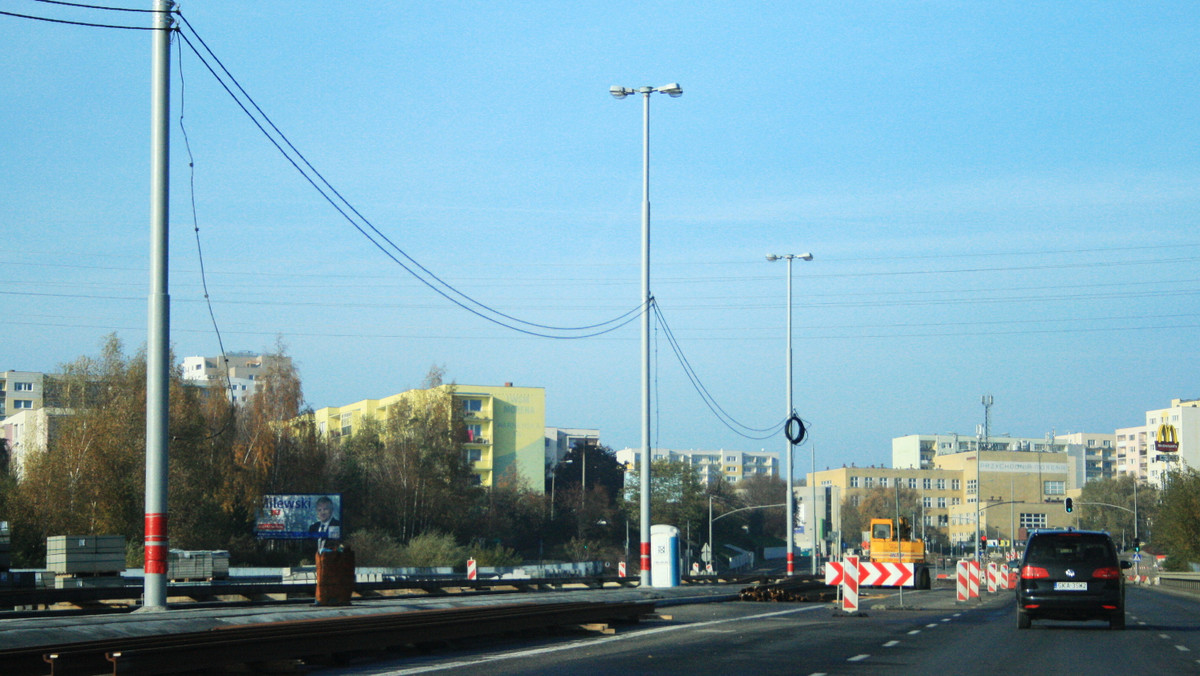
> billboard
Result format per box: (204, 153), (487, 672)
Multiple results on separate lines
(255, 494), (343, 540)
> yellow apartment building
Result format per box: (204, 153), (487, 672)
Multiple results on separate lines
(308, 383), (546, 491)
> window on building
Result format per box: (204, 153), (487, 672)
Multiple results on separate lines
(879, 477), (889, 488)
(13, 400), (32, 409)
(967, 479), (977, 495)
(1019, 513), (1047, 529)
(466, 424), (482, 441)
(14, 382), (33, 391)
(938, 497), (947, 508)
(938, 515), (949, 527)
(908, 478), (917, 489)
(923, 478), (932, 490)
(467, 449), (482, 462)
(462, 399), (483, 413)
(951, 479), (961, 490)
(936, 479), (946, 490)
(923, 497), (932, 508)
(849, 476), (860, 488)
(952, 497), (961, 506)
(864, 477), (875, 488)
(1043, 481), (1065, 495)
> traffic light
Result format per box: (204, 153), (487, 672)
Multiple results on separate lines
(1133, 538), (1140, 553)
(1064, 497), (1073, 513)
(980, 534), (988, 551)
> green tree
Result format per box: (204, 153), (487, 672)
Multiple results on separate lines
(1078, 475), (1156, 548)
(1156, 468), (1200, 571)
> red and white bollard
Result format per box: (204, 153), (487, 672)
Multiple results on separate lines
(467, 557), (477, 581)
(842, 555), (860, 613)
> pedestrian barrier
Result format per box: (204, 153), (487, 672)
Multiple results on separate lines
(842, 555), (859, 613)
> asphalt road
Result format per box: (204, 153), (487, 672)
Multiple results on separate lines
(314, 586), (1200, 675)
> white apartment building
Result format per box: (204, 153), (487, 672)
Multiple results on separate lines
(1115, 398), (1200, 488)
(614, 447), (779, 485)
(181, 353), (292, 404)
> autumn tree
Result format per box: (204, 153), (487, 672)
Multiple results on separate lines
(1156, 468), (1200, 571)
(1078, 475), (1156, 548)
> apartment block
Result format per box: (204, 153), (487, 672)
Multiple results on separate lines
(614, 447), (780, 485)
(308, 383), (546, 491)
(181, 353), (292, 404)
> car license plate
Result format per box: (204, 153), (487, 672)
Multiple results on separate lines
(1054, 581), (1088, 591)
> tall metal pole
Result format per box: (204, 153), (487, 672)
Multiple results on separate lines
(639, 89), (652, 586)
(785, 256), (794, 576)
(142, 0), (174, 612)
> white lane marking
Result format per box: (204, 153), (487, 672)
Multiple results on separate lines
(907, 630), (921, 635)
(940, 618), (951, 622)
(847, 654), (871, 662)
(365, 604), (826, 674)
(883, 640), (900, 647)
(1176, 645), (1190, 652)
(1160, 633), (1172, 640)
(925, 623), (939, 628)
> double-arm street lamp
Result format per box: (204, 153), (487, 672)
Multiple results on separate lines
(610, 83), (682, 586)
(767, 252), (813, 574)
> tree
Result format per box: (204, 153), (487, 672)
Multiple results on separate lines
(736, 474), (787, 541)
(1078, 475), (1156, 547)
(1156, 468), (1200, 571)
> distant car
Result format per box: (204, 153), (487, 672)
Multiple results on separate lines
(1013, 529), (1131, 630)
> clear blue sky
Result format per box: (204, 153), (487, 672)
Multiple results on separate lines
(3, 2), (1198, 473)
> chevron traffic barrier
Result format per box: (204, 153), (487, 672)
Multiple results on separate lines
(969, 561), (980, 598)
(956, 561), (969, 602)
(842, 555), (859, 613)
(825, 561), (844, 586)
(858, 562), (916, 587)
(467, 558), (477, 581)
(986, 562), (998, 593)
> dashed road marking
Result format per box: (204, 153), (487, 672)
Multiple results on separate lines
(847, 654), (871, 662)
(907, 630), (921, 635)
(883, 640), (900, 647)
(1176, 645), (1190, 652)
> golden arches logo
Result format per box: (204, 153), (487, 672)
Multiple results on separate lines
(1156, 424), (1180, 453)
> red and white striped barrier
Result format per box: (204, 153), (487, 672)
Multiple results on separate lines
(859, 562), (916, 587)
(825, 561), (845, 586)
(986, 562), (998, 593)
(842, 555), (859, 613)
(826, 561), (916, 587)
(467, 558), (477, 581)
(957, 561), (981, 601)
(618, 561), (627, 578)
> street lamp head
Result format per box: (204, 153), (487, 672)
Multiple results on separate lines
(609, 86), (630, 99)
(798, 252), (813, 261)
(766, 254), (780, 262)
(657, 83), (683, 97)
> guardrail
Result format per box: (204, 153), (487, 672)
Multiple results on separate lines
(1158, 572), (1200, 593)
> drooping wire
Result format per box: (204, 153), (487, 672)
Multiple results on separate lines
(172, 15), (645, 339)
(652, 299), (788, 440)
(176, 32), (235, 441)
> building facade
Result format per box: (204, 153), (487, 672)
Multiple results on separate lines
(308, 383), (546, 491)
(614, 447), (780, 485)
(181, 353), (292, 404)
(0, 371), (46, 420)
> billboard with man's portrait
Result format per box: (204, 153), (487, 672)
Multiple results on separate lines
(255, 494), (343, 540)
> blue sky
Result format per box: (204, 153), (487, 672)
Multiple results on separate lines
(3, 2), (1198, 473)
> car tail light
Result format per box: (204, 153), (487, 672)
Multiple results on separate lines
(1021, 565), (1050, 579)
(1092, 567), (1121, 579)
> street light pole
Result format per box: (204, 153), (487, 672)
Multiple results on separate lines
(611, 83), (682, 587)
(767, 252), (813, 575)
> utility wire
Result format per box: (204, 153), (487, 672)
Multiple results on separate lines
(0, 8), (155, 28)
(177, 31), (236, 441)
(652, 299), (786, 439)
(173, 16), (644, 339)
(27, 0), (163, 11)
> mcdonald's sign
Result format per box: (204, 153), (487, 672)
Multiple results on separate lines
(1155, 424), (1180, 453)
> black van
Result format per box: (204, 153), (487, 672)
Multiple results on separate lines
(1012, 529), (1130, 630)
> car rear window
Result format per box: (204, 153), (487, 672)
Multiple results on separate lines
(1027, 534), (1115, 564)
